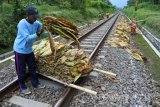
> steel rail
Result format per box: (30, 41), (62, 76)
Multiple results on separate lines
(0, 79), (18, 101)
(54, 13), (120, 107)
(0, 73), (29, 101)
(88, 14), (119, 61)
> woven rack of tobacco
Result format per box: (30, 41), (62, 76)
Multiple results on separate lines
(33, 16), (92, 84)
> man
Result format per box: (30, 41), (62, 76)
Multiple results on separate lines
(130, 19), (137, 35)
(13, 5), (45, 95)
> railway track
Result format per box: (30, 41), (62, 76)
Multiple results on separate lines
(0, 13), (119, 107)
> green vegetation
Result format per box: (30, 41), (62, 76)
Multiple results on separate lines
(0, 0), (115, 55)
(132, 34), (160, 81)
(123, 1), (160, 38)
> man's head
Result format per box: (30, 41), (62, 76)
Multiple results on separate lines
(26, 6), (41, 23)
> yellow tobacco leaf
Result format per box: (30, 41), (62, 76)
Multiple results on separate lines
(39, 43), (50, 55)
(36, 40), (48, 50)
(32, 45), (38, 50)
(108, 38), (120, 47)
(74, 73), (81, 82)
(65, 61), (75, 67)
(56, 43), (65, 50)
(117, 41), (128, 48)
(65, 49), (78, 56)
(67, 56), (75, 61)
(70, 70), (80, 77)
(127, 49), (143, 61)
(116, 30), (123, 35)
(77, 49), (84, 56)
(121, 34), (130, 43)
(114, 33), (119, 36)
(60, 56), (67, 63)
(41, 49), (52, 57)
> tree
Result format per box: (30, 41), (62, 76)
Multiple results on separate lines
(134, 0), (138, 11)
(152, 0), (160, 4)
(70, 0), (84, 9)
(127, 0), (160, 5)
(12, 0), (26, 22)
(127, 0), (134, 6)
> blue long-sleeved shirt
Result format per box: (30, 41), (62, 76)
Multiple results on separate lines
(13, 19), (42, 54)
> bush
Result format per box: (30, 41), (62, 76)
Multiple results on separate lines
(0, 3), (13, 15)
(84, 7), (99, 18)
(0, 2), (25, 49)
(0, 16), (17, 49)
(62, 1), (71, 8)
(146, 16), (160, 29)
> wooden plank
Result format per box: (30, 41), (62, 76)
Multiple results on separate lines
(93, 68), (117, 77)
(41, 74), (97, 96)
(69, 84), (97, 96)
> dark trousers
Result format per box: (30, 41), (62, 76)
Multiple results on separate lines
(14, 51), (39, 90)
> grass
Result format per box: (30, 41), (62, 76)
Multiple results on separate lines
(132, 34), (160, 81)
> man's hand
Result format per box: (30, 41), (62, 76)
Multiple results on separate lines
(36, 29), (44, 37)
(36, 32), (41, 37)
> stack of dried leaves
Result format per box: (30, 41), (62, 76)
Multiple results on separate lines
(33, 40), (92, 84)
(127, 49), (147, 62)
(108, 16), (130, 48)
(107, 16), (146, 62)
